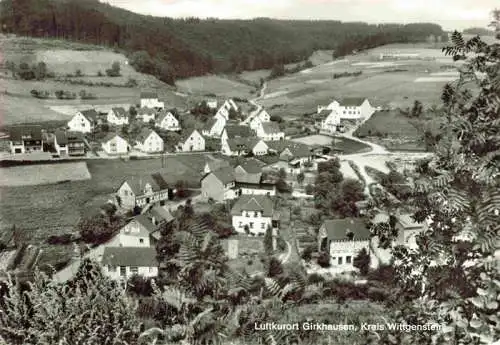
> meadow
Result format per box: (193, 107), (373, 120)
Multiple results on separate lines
(291, 135), (371, 154)
(176, 75), (256, 98)
(0, 162), (91, 186)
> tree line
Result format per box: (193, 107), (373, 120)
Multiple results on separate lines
(0, 0), (446, 84)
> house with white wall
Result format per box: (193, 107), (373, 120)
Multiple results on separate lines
(101, 247), (158, 280)
(243, 108), (271, 131)
(176, 129), (205, 152)
(256, 122), (284, 141)
(202, 117), (226, 138)
(201, 166), (237, 202)
(67, 109), (99, 133)
(116, 173), (173, 210)
(231, 195), (277, 235)
(137, 108), (157, 123)
(317, 109), (341, 134)
(107, 107), (129, 126)
(207, 100), (218, 109)
(101, 133), (129, 155)
(221, 138), (268, 156)
(116, 214), (157, 247)
(140, 91), (164, 109)
(317, 218), (373, 273)
(134, 128), (164, 153)
(318, 97), (375, 120)
(155, 111), (180, 131)
(9, 125), (43, 154)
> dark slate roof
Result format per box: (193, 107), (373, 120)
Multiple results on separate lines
(316, 109), (333, 120)
(54, 130), (68, 145)
(266, 140), (311, 158)
(339, 97), (367, 107)
(141, 91), (158, 99)
(147, 206), (174, 224)
(134, 214), (158, 233)
(156, 111), (174, 125)
(203, 118), (218, 130)
(102, 132), (125, 143)
(224, 125), (253, 139)
(9, 125), (42, 141)
(235, 172), (262, 184)
(135, 128), (158, 144)
(321, 218), (371, 241)
(102, 247), (157, 267)
(124, 173), (169, 195)
(210, 166), (235, 185)
(80, 109), (99, 122)
(111, 107), (128, 118)
(226, 138), (261, 151)
(234, 181), (275, 190)
(235, 158), (266, 174)
(230, 195), (274, 217)
(261, 122), (281, 134)
(137, 107), (157, 115)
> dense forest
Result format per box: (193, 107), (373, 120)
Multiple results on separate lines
(0, 0), (446, 84)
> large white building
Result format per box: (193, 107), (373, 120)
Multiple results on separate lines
(107, 107), (129, 126)
(318, 97), (375, 120)
(67, 109), (99, 133)
(134, 128), (164, 153)
(176, 129), (205, 152)
(255, 122), (285, 141)
(231, 195), (277, 235)
(101, 133), (129, 155)
(140, 91), (165, 109)
(101, 247), (158, 280)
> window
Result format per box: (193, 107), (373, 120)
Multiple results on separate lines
(108, 265), (117, 272)
(130, 266), (138, 275)
(238, 222), (243, 228)
(245, 212), (250, 217)
(338, 257), (343, 265)
(249, 222), (254, 229)
(120, 266), (127, 277)
(254, 211), (259, 217)
(149, 267), (154, 273)
(346, 256), (352, 264)
(139, 238), (144, 244)
(261, 223), (265, 229)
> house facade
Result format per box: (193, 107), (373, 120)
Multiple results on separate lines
(256, 122), (285, 141)
(107, 107), (129, 126)
(67, 109), (98, 133)
(202, 117), (226, 138)
(137, 108), (157, 123)
(317, 218), (372, 273)
(221, 138), (268, 156)
(9, 125), (43, 154)
(135, 129), (164, 153)
(235, 182), (276, 197)
(395, 214), (427, 249)
(318, 109), (341, 134)
(231, 195), (276, 235)
(156, 111), (180, 131)
(201, 167), (236, 202)
(140, 92), (165, 109)
(101, 247), (158, 280)
(318, 98), (374, 120)
(116, 174), (172, 209)
(101, 134), (129, 155)
(176, 129), (205, 152)
(116, 214), (155, 247)
(244, 108), (271, 131)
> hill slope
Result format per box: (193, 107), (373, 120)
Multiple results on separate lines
(0, 0), (446, 83)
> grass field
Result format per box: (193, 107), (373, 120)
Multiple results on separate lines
(0, 162), (91, 186)
(291, 135), (371, 154)
(176, 75), (255, 98)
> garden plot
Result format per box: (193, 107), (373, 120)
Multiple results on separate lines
(0, 162), (91, 187)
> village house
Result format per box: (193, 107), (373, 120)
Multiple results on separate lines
(115, 214), (156, 247)
(116, 173), (174, 209)
(54, 130), (85, 156)
(203, 155), (230, 174)
(107, 107), (129, 126)
(221, 138), (268, 156)
(144, 206), (175, 242)
(231, 195), (278, 235)
(101, 247), (158, 281)
(206, 100), (218, 109)
(234, 158), (265, 183)
(134, 128), (164, 153)
(222, 99), (239, 112)
(176, 129), (205, 152)
(101, 133), (129, 155)
(201, 166), (237, 202)
(202, 117), (226, 138)
(140, 91), (165, 109)
(255, 122), (285, 141)
(9, 125), (43, 154)
(155, 111), (180, 131)
(318, 97), (375, 120)
(317, 218), (372, 273)
(243, 108), (271, 131)
(137, 108), (157, 123)
(316, 109), (341, 134)
(372, 212), (428, 250)
(220, 125), (254, 142)
(67, 109), (99, 133)
(266, 141), (313, 174)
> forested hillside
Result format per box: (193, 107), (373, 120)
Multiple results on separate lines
(0, 0), (446, 84)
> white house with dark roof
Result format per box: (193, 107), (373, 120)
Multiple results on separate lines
(221, 125), (254, 142)
(116, 214), (157, 247)
(155, 111), (180, 131)
(317, 218), (373, 273)
(140, 91), (164, 109)
(256, 122), (284, 141)
(202, 116), (226, 138)
(116, 173), (173, 209)
(201, 166), (237, 202)
(68, 109), (99, 133)
(137, 107), (157, 123)
(318, 97), (375, 120)
(101, 246), (158, 280)
(107, 107), (129, 126)
(206, 100), (218, 109)
(243, 108), (271, 131)
(317, 109), (341, 134)
(176, 129), (205, 152)
(134, 128), (164, 153)
(101, 133), (129, 155)
(265, 140), (312, 174)
(54, 131), (85, 156)
(9, 125), (43, 154)
(221, 138), (268, 156)
(231, 195), (277, 235)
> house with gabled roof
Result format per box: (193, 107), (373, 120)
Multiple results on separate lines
(68, 109), (99, 133)
(116, 173), (173, 209)
(221, 137), (268, 156)
(107, 107), (129, 126)
(231, 195), (278, 235)
(202, 116), (226, 138)
(101, 133), (129, 155)
(203, 155), (231, 174)
(256, 121), (284, 141)
(101, 246), (158, 280)
(221, 125), (254, 142)
(317, 218), (372, 272)
(9, 125), (43, 154)
(316, 109), (341, 134)
(140, 91), (164, 109)
(372, 212), (428, 250)
(134, 128), (164, 153)
(116, 214), (157, 247)
(201, 166), (237, 202)
(54, 130), (85, 156)
(265, 140), (313, 174)
(243, 108), (271, 131)
(176, 129), (205, 152)
(137, 107), (157, 123)
(155, 111), (180, 131)
(318, 97), (374, 120)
